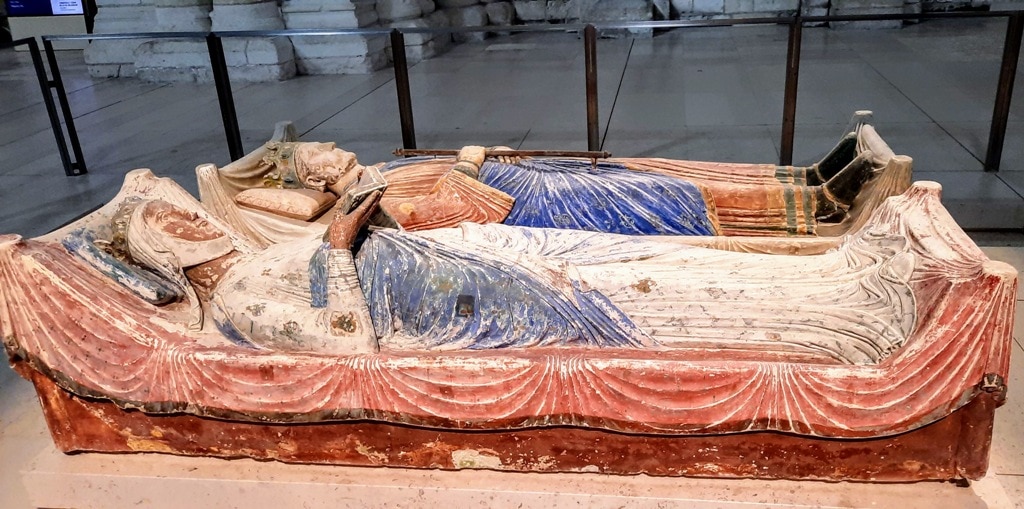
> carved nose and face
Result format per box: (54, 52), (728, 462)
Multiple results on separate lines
(141, 201), (234, 267)
(147, 201), (225, 242)
(295, 142), (361, 193)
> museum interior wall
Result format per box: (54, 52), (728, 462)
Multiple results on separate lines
(80, 0), (1004, 82)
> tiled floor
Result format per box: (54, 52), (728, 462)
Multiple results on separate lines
(2, 16), (1024, 508)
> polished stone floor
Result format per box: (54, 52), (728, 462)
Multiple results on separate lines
(2, 17), (1024, 508)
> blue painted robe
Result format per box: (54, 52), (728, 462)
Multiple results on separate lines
(355, 229), (650, 349)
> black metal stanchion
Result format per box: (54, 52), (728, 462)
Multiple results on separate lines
(206, 33), (244, 161)
(780, 17), (803, 166)
(985, 12), (1024, 172)
(584, 25), (600, 152)
(42, 38), (87, 175)
(25, 38), (77, 176)
(391, 29), (417, 151)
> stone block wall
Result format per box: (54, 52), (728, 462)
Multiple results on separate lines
(132, 0), (213, 82)
(386, 11), (453, 63)
(829, 0), (912, 28)
(286, 0), (387, 74)
(511, 0), (652, 25)
(83, 0), (157, 77)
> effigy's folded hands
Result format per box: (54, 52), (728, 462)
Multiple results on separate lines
(327, 190), (383, 250)
(487, 145), (523, 164)
(453, 145), (486, 177)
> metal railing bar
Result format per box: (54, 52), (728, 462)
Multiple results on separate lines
(803, 11), (1015, 23)
(588, 12), (1016, 29)
(589, 18), (800, 29)
(43, 32), (210, 41)
(39, 9), (1021, 44)
(1, 37), (39, 50)
(216, 28), (393, 38)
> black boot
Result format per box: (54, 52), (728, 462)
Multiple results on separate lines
(810, 133), (858, 185)
(814, 154), (874, 222)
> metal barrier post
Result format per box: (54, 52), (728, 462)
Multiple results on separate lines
(584, 24), (600, 152)
(985, 12), (1024, 172)
(391, 29), (417, 151)
(780, 17), (803, 166)
(206, 33), (244, 161)
(42, 38), (87, 175)
(24, 38), (77, 176)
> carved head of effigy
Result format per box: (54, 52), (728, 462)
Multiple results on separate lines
(293, 142), (363, 195)
(133, 200), (235, 268)
(113, 199), (233, 331)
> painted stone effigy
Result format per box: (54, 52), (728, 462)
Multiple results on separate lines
(0, 118), (1013, 482)
(195, 114), (910, 250)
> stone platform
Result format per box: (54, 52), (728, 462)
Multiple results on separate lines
(19, 444), (1007, 508)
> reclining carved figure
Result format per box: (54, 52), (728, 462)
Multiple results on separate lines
(196, 113), (909, 249)
(91, 187), (914, 362)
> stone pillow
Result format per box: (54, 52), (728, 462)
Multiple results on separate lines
(235, 188), (338, 221)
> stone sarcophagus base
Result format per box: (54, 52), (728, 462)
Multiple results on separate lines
(27, 369), (998, 482)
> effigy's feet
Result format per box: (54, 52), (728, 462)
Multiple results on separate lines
(814, 154), (875, 222)
(810, 132), (858, 185)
